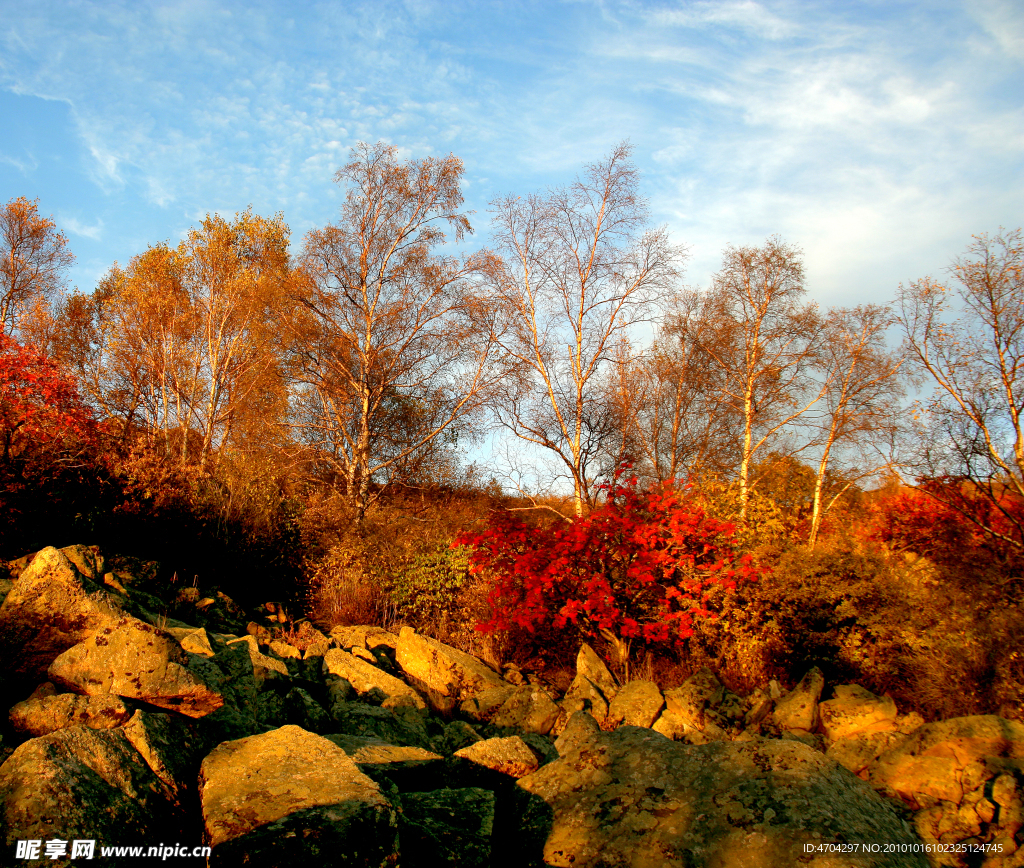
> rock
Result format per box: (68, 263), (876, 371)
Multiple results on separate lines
(772, 666), (825, 732)
(0, 547), (129, 684)
(324, 734), (446, 791)
(743, 688), (773, 727)
(330, 625), (399, 654)
(9, 693), (132, 736)
(460, 685), (516, 722)
(164, 625), (216, 658)
(454, 736), (541, 780)
(122, 709), (205, 806)
(330, 701), (433, 750)
(284, 686), (332, 734)
(199, 725), (398, 865)
(489, 686), (561, 735)
(399, 788), (495, 868)
(559, 674), (610, 725)
(826, 729), (908, 778)
(395, 627), (505, 714)
(868, 714), (1024, 809)
(819, 684), (898, 741)
(224, 634), (290, 687)
(554, 711), (601, 757)
(323, 647), (427, 711)
(0, 726), (184, 862)
(208, 634), (289, 722)
(575, 643), (618, 700)
(270, 639), (302, 660)
(433, 720), (484, 755)
(662, 667), (726, 732)
(651, 709), (726, 744)
(513, 727), (926, 867)
(606, 679), (665, 729)
(47, 617), (225, 718)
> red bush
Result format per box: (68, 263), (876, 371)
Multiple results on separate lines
(456, 470), (761, 650)
(0, 333), (97, 465)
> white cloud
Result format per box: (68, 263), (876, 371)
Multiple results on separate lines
(647, 1), (799, 40)
(61, 215), (104, 240)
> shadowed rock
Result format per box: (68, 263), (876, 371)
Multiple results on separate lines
(399, 788), (495, 867)
(0, 726), (185, 866)
(323, 647), (427, 711)
(514, 726), (926, 868)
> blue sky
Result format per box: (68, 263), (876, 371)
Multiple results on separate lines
(1, 0), (1022, 311)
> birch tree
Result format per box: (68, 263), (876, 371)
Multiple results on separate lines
(489, 143), (686, 516)
(292, 142), (507, 523)
(896, 228), (1024, 550)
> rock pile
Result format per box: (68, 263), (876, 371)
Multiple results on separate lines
(0, 544), (1021, 867)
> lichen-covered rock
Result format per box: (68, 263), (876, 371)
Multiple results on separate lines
(47, 617), (225, 718)
(330, 701), (433, 750)
(395, 627), (505, 713)
(868, 715), (1024, 809)
(330, 625), (399, 654)
(454, 735), (540, 779)
(772, 666), (825, 732)
(489, 686), (561, 735)
(819, 684), (898, 741)
(606, 679), (664, 729)
(399, 788), (495, 868)
(574, 643), (618, 701)
(460, 685), (516, 722)
(199, 725), (397, 865)
(324, 734), (446, 791)
(323, 647), (427, 711)
(433, 719), (484, 755)
(0, 547), (130, 683)
(9, 692), (132, 736)
(0, 726), (184, 865)
(122, 709), (205, 807)
(826, 729), (908, 778)
(514, 727), (927, 867)
(558, 675), (610, 726)
(164, 625), (216, 658)
(554, 711), (601, 757)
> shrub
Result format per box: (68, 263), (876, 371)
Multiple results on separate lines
(457, 471), (761, 672)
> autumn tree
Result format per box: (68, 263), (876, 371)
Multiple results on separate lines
(66, 210), (291, 466)
(488, 143), (686, 516)
(291, 141), (507, 523)
(896, 228), (1024, 551)
(0, 197), (74, 340)
(806, 304), (905, 547)
(682, 237), (825, 520)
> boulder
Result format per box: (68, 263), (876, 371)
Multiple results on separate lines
(122, 709), (205, 806)
(324, 734), (446, 791)
(0, 726), (184, 863)
(399, 788), (495, 868)
(514, 727), (927, 867)
(826, 729), (908, 778)
(606, 679), (664, 729)
(651, 709), (726, 744)
(460, 686), (516, 722)
(330, 625), (399, 654)
(0, 547), (129, 683)
(488, 686), (561, 735)
(554, 711), (601, 757)
(574, 643), (618, 701)
(559, 675), (611, 726)
(868, 715), (1024, 808)
(164, 625), (216, 658)
(395, 627), (505, 713)
(433, 720), (484, 755)
(199, 725), (398, 865)
(772, 666), (825, 732)
(9, 692), (132, 736)
(330, 701), (433, 750)
(284, 686), (332, 734)
(47, 617), (225, 718)
(454, 735), (541, 780)
(323, 647), (427, 711)
(818, 684), (898, 741)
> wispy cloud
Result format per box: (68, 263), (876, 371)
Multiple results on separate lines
(61, 215), (103, 240)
